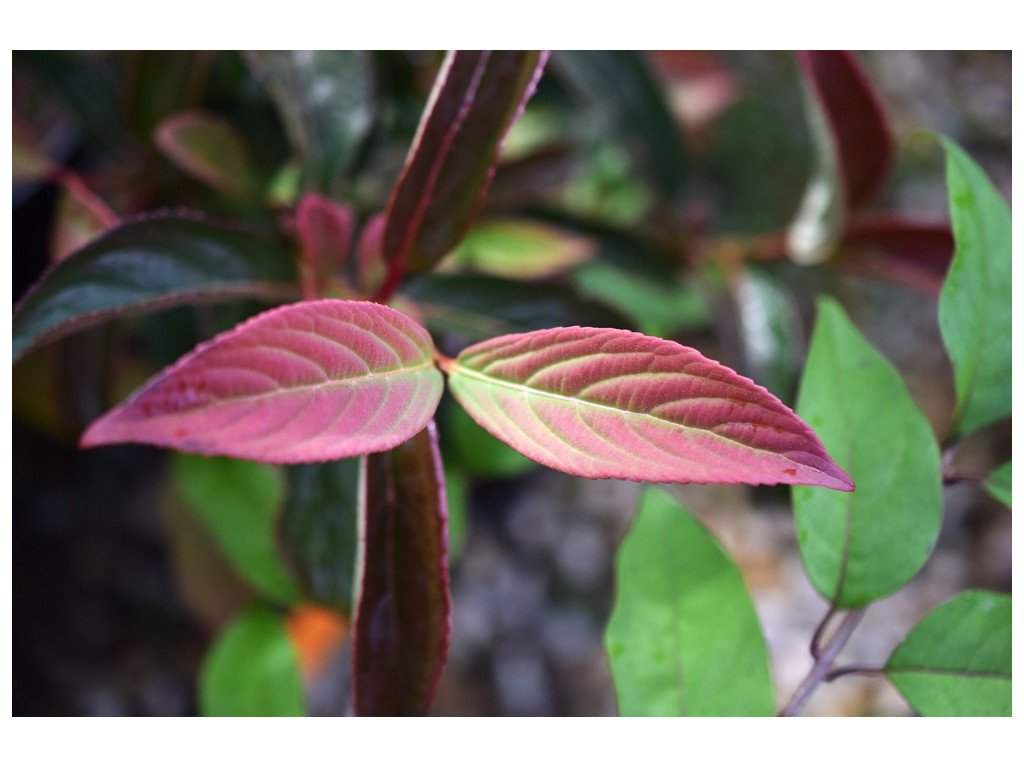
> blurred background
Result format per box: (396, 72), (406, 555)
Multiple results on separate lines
(12, 51), (1011, 716)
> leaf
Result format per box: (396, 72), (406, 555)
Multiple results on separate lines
(278, 459), (362, 612)
(154, 110), (260, 199)
(443, 465), (470, 561)
(605, 487), (774, 716)
(936, 137), (1012, 438)
(793, 298), (942, 608)
(985, 461), (1011, 509)
(787, 51), (894, 264)
(554, 51), (691, 200)
(885, 590), (1011, 716)
(449, 218), (594, 280)
(401, 273), (629, 341)
(445, 400), (535, 479)
(80, 300), (444, 463)
(200, 604), (305, 716)
(50, 175), (118, 263)
(295, 193), (355, 299)
(841, 215), (955, 293)
(172, 453), (299, 605)
(353, 422), (451, 716)
(485, 143), (579, 210)
(13, 214), (297, 362)
(729, 265), (803, 402)
(442, 326), (853, 490)
(245, 51), (374, 195)
(796, 51), (895, 212)
(381, 51), (549, 285)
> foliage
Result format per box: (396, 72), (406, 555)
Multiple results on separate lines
(13, 50), (1009, 717)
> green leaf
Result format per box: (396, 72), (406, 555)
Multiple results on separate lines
(936, 137), (1012, 438)
(605, 488), (774, 716)
(13, 215), (297, 362)
(445, 401), (535, 479)
(155, 110), (261, 199)
(886, 590), (1011, 716)
(985, 461), (1011, 509)
(278, 459), (362, 613)
(571, 260), (710, 339)
(450, 218), (594, 279)
(200, 604), (305, 717)
(554, 51), (691, 200)
(246, 51), (374, 195)
(793, 297), (942, 608)
(173, 453), (299, 605)
(443, 465), (470, 561)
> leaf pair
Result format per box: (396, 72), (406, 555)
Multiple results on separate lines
(80, 300), (854, 492)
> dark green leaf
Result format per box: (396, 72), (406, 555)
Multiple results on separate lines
(886, 590), (1010, 716)
(554, 51), (691, 200)
(401, 273), (629, 341)
(605, 488), (774, 716)
(278, 459), (362, 613)
(200, 604), (305, 717)
(793, 297), (942, 608)
(173, 453), (299, 605)
(13, 214), (297, 362)
(246, 51), (374, 195)
(354, 422), (451, 716)
(936, 137), (1012, 438)
(985, 461), (1011, 509)
(443, 465), (470, 561)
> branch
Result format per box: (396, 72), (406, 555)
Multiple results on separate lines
(779, 607), (866, 716)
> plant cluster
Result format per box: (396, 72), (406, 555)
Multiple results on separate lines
(12, 50), (1010, 716)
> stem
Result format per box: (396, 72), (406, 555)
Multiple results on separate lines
(824, 664), (886, 682)
(779, 608), (866, 717)
(809, 606), (837, 661)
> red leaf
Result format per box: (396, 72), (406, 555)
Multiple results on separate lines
(842, 215), (954, 292)
(353, 422), (451, 716)
(80, 300), (444, 463)
(443, 327), (853, 491)
(797, 51), (895, 212)
(378, 50), (549, 298)
(295, 193), (355, 299)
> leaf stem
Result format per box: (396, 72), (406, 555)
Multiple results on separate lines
(824, 663), (885, 682)
(779, 607), (866, 716)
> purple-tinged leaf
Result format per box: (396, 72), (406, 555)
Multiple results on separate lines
(379, 51), (549, 295)
(154, 110), (260, 199)
(485, 143), (578, 211)
(295, 193), (355, 299)
(796, 51), (895, 213)
(841, 215), (954, 293)
(353, 422), (451, 716)
(787, 51), (895, 265)
(442, 327), (853, 490)
(80, 300), (444, 463)
(13, 213), (297, 362)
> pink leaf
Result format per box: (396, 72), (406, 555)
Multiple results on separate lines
(353, 421), (451, 716)
(378, 50), (549, 298)
(797, 51), (895, 212)
(442, 327), (853, 491)
(295, 193), (355, 299)
(80, 300), (444, 463)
